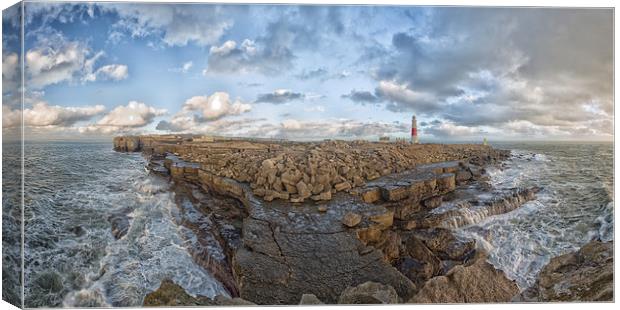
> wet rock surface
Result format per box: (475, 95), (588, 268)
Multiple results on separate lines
(116, 135), (551, 305)
(517, 240), (613, 302)
(143, 279), (255, 306)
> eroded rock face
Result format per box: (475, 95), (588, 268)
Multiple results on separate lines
(518, 240), (613, 302)
(338, 281), (399, 304)
(410, 252), (519, 303)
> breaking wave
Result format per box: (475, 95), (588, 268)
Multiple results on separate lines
(22, 142), (226, 307)
(456, 142), (614, 290)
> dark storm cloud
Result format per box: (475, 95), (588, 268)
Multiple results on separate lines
(366, 8), (612, 136)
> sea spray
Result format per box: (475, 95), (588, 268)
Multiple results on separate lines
(457, 142), (613, 290)
(22, 142), (227, 307)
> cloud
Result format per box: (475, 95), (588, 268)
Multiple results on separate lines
(341, 90), (381, 104)
(374, 80), (437, 113)
(424, 121), (486, 138)
(3, 101), (106, 128)
(204, 6), (348, 75)
(94, 64), (129, 81)
(156, 92), (252, 132)
(2, 52), (19, 91)
(296, 68), (328, 80)
(267, 118), (409, 140)
(182, 92), (251, 120)
(204, 39), (292, 75)
(24, 32), (129, 88)
(107, 4), (233, 47)
(343, 81), (436, 113)
(255, 89), (305, 104)
(97, 101), (166, 127)
(349, 8), (612, 139)
(169, 61), (193, 73)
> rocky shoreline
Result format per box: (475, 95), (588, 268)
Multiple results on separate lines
(112, 135), (613, 304)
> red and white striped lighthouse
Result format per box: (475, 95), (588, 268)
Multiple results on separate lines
(411, 115), (419, 144)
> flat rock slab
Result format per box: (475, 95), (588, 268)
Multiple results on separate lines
(359, 161), (460, 204)
(233, 188), (415, 304)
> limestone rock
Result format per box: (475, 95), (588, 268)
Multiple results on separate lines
(143, 279), (216, 306)
(334, 181), (352, 192)
(311, 191), (332, 201)
(410, 253), (519, 303)
(299, 294), (324, 305)
(214, 295), (256, 306)
(518, 240), (613, 302)
(296, 181), (312, 199)
(342, 212), (362, 227)
(338, 281), (399, 304)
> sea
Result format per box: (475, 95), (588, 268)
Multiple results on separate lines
(1, 140), (614, 307)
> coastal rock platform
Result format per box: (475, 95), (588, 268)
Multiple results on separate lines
(112, 135), (546, 305)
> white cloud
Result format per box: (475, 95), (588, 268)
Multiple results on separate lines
(375, 81), (436, 110)
(108, 4), (232, 47)
(2, 101), (105, 128)
(204, 38), (291, 75)
(209, 40), (237, 56)
(2, 52), (19, 91)
(25, 35), (129, 88)
(156, 92), (252, 132)
(97, 101), (166, 127)
(26, 40), (87, 88)
(182, 92), (251, 120)
(94, 64), (129, 81)
(170, 61), (193, 73)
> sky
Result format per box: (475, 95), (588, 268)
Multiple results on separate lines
(1, 2), (614, 142)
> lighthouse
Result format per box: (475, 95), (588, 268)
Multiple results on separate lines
(411, 115), (419, 144)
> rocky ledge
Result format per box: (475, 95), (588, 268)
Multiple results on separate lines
(517, 240), (613, 302)
(112, 135), (554, 305)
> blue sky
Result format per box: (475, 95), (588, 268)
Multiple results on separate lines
(2, 2), (613, 141)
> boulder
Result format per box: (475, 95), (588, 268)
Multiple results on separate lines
(311, 191), (332, 201)
(400, 235), (441, 283)
(369, 211), (394, 229)
(334, 181), (352, 192)
(518, 240), (613, 302)
(338, 281), (399, 304)
(143, 279), (216, 306)
(410, 252), (519, 303)
(296, 181), (312, 199)
(342, 212), (362, 227)
(361, 188), (382, 203)
(108, 213), (131, 240)
(299, 294), (324, 305)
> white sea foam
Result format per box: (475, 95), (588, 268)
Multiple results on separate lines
(456, 144), (613, 290)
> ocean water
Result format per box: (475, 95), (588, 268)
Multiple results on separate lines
(2, 141), (613, 307)
(458, 141), (613, 290)
(19, 142), (226, 308)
